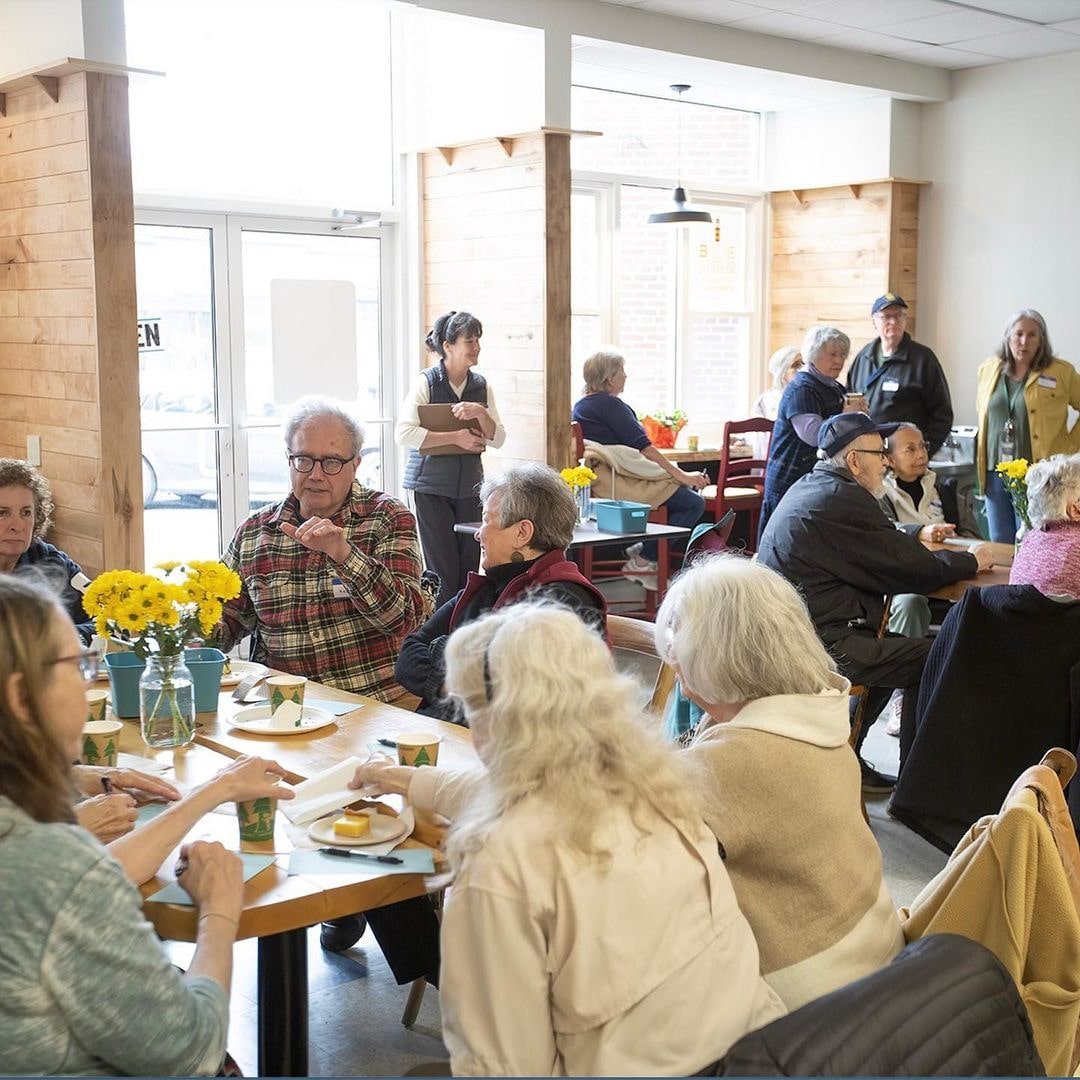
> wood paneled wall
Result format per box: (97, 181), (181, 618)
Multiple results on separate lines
(0, 68), (141, 575)
(420, 130), (573, 473)
(769, 180), (923, 374)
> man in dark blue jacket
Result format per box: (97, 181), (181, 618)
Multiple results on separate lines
(846, 294), (954, 457)
(758, 413), (994, 791)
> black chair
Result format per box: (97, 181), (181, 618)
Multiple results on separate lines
(706, 935), (1042, 1076)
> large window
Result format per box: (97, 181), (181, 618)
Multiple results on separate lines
(125, 0), (394, 208)
(571, 87), (762, 443)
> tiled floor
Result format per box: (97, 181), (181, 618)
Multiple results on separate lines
(181, 706), (945, 1077)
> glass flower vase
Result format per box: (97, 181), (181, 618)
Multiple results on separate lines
(140, 653), (196, 749)
(1014, 520), (1029, 557)
(576, 483), (592, 524)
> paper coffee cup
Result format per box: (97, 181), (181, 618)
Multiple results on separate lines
(267, 675), (306, 715)
(85, 688), (108, 725)
(397, 732), (442, 768)
(237, 796), (277, 842)
(81, 719), (123, 767)
(686, 435), (700, 452)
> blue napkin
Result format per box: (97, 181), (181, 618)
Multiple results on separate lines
(287, 847), (435, 877)
(145, 853), (277, 905)
(304, 697), (365, 716)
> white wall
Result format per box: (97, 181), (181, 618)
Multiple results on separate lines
(918, 49), (1080, 424)
(0, 0), (83, 77)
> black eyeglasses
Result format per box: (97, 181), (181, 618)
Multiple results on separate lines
(851, 448), (888, 457)
(47, 650), (100, 682)
(287, 454), (355, 475)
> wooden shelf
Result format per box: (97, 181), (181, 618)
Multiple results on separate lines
(420, 125), (601, 166)
(0, 58), (163, 116)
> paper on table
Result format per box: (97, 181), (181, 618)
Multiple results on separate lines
(305, 697), (365, 716)
(288, 847), (434, 877)
(116, 752), (174, 776)
(145, 853), (276, 905)
(281, 755), (367, 825)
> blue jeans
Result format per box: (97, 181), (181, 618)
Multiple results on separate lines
(983, 470), (1019, 543)
(644, 486), (705, 560)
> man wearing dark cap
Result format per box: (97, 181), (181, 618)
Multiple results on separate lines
(758, 413), (994, 791)
(847, 294), (954, 458)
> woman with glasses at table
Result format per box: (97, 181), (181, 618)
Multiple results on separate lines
(976, 309), (1080, 542)
(0, 575), (289, 1076)
(367, 602), (784, 1075)
(395, 462), (608, 723)
(397, 310), (506, 608)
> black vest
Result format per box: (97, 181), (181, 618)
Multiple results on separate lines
(403, 365), (488, 497)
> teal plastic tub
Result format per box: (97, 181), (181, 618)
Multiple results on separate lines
(593, 499), (651, 533)
(184, 647), (227, 713)
(103, 652), (143, 719)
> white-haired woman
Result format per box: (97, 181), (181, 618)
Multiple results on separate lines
(1010, 452), (1080, 599)
(759, 326), (862, 539)
(976, 309), (1080, 542)
(656, 555), (904, 1009)
(753, 345), (803, 421)
(572, 348), (707, 581)
(354, 604), (785, 1075)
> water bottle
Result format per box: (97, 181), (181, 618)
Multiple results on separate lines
(998, 419), (1015, 463)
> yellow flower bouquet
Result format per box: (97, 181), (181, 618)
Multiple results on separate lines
(560, 465), (598, 491)
(995, 458), (1031, 529)
(83, 561), (241, 748)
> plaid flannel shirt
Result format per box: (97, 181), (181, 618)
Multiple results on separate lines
(218, 484), (426, 702)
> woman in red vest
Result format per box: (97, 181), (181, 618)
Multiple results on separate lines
(394, 462), (608, 721)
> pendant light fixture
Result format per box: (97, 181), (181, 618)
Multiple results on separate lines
(648, 84), (713, 226)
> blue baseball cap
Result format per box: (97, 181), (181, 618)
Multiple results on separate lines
(871, 292), (908, 315)
(818, 412), (899, 458)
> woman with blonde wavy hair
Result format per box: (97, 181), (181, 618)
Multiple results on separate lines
(353, 602), (784, 1076)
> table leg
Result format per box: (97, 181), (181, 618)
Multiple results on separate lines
(258, 928), (309, 1076)
(656, 536), (671, 602)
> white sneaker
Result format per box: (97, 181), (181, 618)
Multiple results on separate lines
(621, 554), (659, 592)
(625, 542), (644, 559)
(884, 690), (903, 737)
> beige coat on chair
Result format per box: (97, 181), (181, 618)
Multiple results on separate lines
(581, 442), (678, 510)
(900, 754), (1080, 1076)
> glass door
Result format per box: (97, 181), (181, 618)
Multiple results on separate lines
(134, 218), (230, 565)
(134, 213), (393, 568)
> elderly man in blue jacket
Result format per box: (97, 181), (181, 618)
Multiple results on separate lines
(758, 413), (995, 792)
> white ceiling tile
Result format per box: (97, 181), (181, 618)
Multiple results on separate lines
(1050, 18), (1080, 34)
(638, 0), (763, 21)
(887, 8), (1026, 44)
(736, 0), (831, 10)
(725, 10), (845, 39)
(799, 0), (953, 30)
(823, 27), (921, 52)
(890, 42), (999, 66)
(960, 25), (1080, 57)
(955, 0), (1080, 23)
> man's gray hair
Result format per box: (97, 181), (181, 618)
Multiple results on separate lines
(480, 463), (578, 552)
(283, 397), (364, 457)
(825, 431), (880, 469)
(655, 554), (837, 705)
(1027, 452), (1080, 530)
(581, 349), (626, 395)
(802, 325), (850, 369)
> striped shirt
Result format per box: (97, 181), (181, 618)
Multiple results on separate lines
(219, 484), (426, 702)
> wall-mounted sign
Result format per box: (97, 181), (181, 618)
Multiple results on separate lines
(138, 317), (163, 352)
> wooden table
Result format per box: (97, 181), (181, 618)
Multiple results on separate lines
(924, 539), (1014, 601)
(454, 520), (691, 602)
(121, 686), (476, 1076)
(658, 444), (752, 465)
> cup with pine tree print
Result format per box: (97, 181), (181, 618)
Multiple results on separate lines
(266, 675), (307, 716)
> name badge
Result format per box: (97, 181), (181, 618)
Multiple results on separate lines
(1038, 375), (1057, 389)
(882, 379), (900, 393)
(71, 572), (91, 593)
(331, 576), (349, 600)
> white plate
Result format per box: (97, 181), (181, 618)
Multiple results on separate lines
(307, 812), (408, 847)
(220, 660), (268, 687)
(228, 703), (337, 736)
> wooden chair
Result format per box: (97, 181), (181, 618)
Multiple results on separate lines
(701, 417), (773, 554)
(607, 613), (677, 716)
(847, 598), (893, 824)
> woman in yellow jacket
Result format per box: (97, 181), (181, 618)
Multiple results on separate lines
(976, 309), (1080, 542)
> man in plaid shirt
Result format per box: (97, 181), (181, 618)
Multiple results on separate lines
(217, 398), (427, 702)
